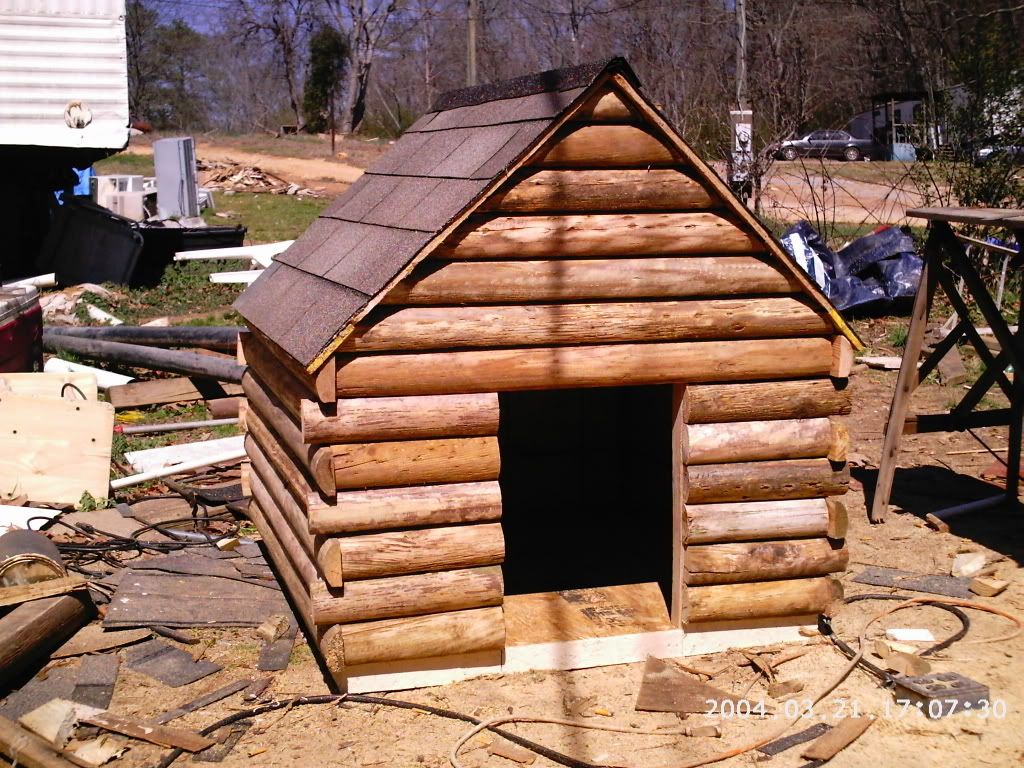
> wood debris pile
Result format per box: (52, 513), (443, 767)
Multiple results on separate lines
(197, 160), (323, 197)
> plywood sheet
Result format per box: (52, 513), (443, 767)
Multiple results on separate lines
(0, 393), (113, 504)
(504, 582), (672, 647)
(0, 372), (98, 401)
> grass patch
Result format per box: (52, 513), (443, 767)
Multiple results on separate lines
(94, 153), (155, 176)
(204, 192), (328, 244)
(887, 324), (909, 348)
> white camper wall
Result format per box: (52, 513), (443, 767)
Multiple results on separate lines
(0, 0), (129, 150)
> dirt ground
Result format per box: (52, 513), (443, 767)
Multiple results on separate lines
(16, 317), (1020, 768)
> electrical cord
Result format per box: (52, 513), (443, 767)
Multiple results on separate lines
(150, 694), (601, 768)
(819, 593), (972, 685)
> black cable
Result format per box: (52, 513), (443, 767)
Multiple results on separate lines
(151, 694), (601, 768)
(819, 593), (971, 687)
(61, 382), (87, 400)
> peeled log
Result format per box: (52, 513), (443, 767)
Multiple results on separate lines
(240, 330), (334, 404)
(310, 482), (503, 535)
(335, 607), (506, 667)
(343, 298), (832, 352)
(0, 593), (94, 689)
(685, 538), (849, 585)
(442, 212), (759, 259)
(243, 371), (333, 488)
(331, 523), (504, 580)
(827, 498), (849, 539)
(684, 417), (833, 465)
(302, 393), (499, 444)
(386, 257), (800, 305)
(247, 466), (319, 585)
(685, 498), (830, 544)
(683, 380), (852, 424)
(310, 566), (504, 625)
(685, 459), (849, 504)
(686, 577), (843, 623)
(335, 338), (833, 397)
(534, 124), (676, 167)
(245, 403), (335, 496)
(573, 89), (636, 121)
(483, 169), (714, 213)
(332, 437), (500, 490)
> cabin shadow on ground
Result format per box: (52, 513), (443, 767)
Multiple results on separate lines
(853, 465), (1024, 565)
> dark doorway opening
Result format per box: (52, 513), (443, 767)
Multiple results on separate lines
(498, 385), (674, 606)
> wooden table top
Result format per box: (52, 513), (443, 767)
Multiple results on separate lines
(907, 206), (1024, 229)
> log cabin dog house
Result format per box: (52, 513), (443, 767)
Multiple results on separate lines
(234, 58), (862, 693)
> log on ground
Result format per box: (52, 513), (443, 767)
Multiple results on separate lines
(343, 298), (832, 352)
(685, 538), (849, 585)
(309, 481), (503, 535)
(682, 379), (851, 424)
(332, 607), (505, 667)
(685, 498), (831, 544)
(335, 338), (834, 397)
(483, 169), (714, 213)
(385, 257), (801, 305)
(302, 393), (499, 444)
(441, 212), (760, 259)
(684, 417), (833, 465)
(685, 459), (849, 504)
(0, 593), (94, 689)
(332, 437), (500, 489)
(685, 577), (843, 623)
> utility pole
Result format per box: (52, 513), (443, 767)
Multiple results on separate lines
(466, 0), (478, 87)
(730, 0), (753, 204)
(735, 0), (747, 110)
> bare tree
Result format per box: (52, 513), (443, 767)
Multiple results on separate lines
(230, 0), (313, 130)
(322, 0), (399, 132)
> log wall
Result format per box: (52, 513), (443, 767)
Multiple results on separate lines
(241, 82), (857, 682)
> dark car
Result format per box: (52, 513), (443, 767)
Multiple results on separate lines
(776, 130), (878, 161)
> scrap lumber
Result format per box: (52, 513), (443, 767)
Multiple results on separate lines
(83, 712), (214, 752)
(42, 359), (132, 390)
(51, 628), (151, 659)
(0, 372), (98, 402)
(42, 331), (244, 383)
(969, 577), (1009, 597)
(18, 699), (101, 748)
(0, 594), (95, 688)
(153, 679), (250, 725)
(0, 714), (83, 768)
(0, 393), (114, 504)
(107, 378), (243, 409)
(800, 716), (874, 760)
(634, 656), (753, 714)
(0, 576), (89, 609)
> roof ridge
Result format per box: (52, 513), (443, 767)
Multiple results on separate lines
(430, 57), (634, 113)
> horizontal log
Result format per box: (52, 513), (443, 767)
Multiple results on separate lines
(244, 410), (331, 514)
(685, 538), (849, 585)
(483, 169), (714, 213)
(684, 417), (833, 465)
(327, 523), (505, 580)
(574, 89), (636, 121)
(332, 437), (500, 489)
(334, 607), (506, 666)
(239, 335), (311, 420)
(247, 467), (319, 585)
(335, 338), (834, 397)
(302, 393), (499, 444)
(309, 482), (503, 535)
(243, 371), (334, 490)
(343, 298), (832, 352)
(386, 257), (801, 305)
(240, 330), (334, 404)
(244, 403), (334, 496)
(683, 380), (852, 424)
(686, 576), (843, 623)
(310, 566), (504, 625)
(685, 459), (849, 504)
(442, 212), (760, 259)
(685, 498), (830, 544)
(42, 330), (243, 382)
(47, 325), (240, 351)
(533, 124), (676, 167)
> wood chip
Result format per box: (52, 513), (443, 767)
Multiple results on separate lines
(635, 657), (762, 714)
(767, 680), (804, 699)
(256, 615), (290, 644)
(952, 552), (988, 578)
(72, 734), (129, 767)
(18, 699), (102, 747)
(801, 716), (875, 760)
(884, 652), (931, 677)
(83, 711), (215, 752)
(925, 514), (951, 533)
(872, 639), (918, 659)
(969, 577), (1009, 597)
(488, 738), (537, 764)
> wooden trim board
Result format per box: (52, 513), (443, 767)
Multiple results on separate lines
(680, 615), (818, 656)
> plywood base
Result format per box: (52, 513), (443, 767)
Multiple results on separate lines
(680, 615), (818, 656)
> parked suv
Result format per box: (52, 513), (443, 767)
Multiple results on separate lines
(776, 130), (878, 161)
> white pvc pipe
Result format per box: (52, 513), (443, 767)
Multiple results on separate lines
(2, 273), (56, 289)
(109, 447), (247, 490)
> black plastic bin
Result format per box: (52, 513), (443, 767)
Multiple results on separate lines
(132, 224), (247, 287)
